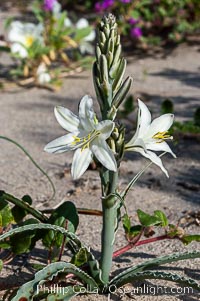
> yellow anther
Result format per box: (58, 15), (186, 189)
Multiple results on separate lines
(71, 130), (101, 149)
(153, 131), (172, 141)
(72, 136), (81, 145)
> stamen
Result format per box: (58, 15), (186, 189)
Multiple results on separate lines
(94, 115), (98, 125)
(153, 131), (173, 142)
(71, 130), (101, 150)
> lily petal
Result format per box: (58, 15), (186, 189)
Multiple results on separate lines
(134, 147), (169, 177)
(91, 138), (117, 171)
(146, 141), (176, 158)
(147, 114), (174, 138)
(71, 148), (92, 179)
(128, 99), (151, 145)
(96, 120), (114, 140)
(126, 137), (147, 152)
(78, 95), (95, 131)
(137, 99), (151, 137)
(54, 106), (80, 132)
(44, 132), (79, 153)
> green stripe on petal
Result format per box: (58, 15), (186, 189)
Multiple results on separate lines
(44, 133), (79, 153)
(78, 95), (95, 132)
(71, 148), (93, 179)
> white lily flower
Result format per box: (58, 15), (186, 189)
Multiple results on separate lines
(8, 21), (43, 58)
(125, 99), (176, 177)
(36, 63), (51, 84)
(44, 95), (117, 179)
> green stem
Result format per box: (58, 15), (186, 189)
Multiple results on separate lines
(100, 170), (118, 284)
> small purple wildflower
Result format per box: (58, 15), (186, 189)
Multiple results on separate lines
(120, 0), (131, 3)
(130, 27), (142, 39)
(129, 18), (139, 25)
(102, 0), (114, 9)
(95, 2), (102, 12)
(44, 0), (57, 11)
(95, 0), (114, 12)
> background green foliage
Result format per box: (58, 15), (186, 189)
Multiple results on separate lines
(2, 0), (199, 47)
(62, 0), (200, 46)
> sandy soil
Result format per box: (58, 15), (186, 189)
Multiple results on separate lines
(0, 8), (200, 301)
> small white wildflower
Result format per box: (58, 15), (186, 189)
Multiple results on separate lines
(8, 21), (43, 58)
(36, 63), (51, 84)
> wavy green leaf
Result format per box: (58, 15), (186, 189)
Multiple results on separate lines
(109, 251), (200, 287)
(109, 270), (200, 291)
(12, 262), (98, 301)
(46, 286), (81, 301)
(0, 223), (81, 246)
(0, 223), (102, 285)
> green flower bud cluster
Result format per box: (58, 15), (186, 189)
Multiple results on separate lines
(108, 123), (125, 164)
(93, 14), (133, 120)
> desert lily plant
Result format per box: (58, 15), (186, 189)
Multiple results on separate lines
(2, 0), (95, 88)
(1, 14), (200, 301)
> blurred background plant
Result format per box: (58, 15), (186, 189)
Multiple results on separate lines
(0, 0), (200, 89)
(59, 0), (200, 47)
(0, 0), (95, 89)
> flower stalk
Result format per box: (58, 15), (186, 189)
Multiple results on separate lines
(94, 14), (132, 284)
(101, 181), (118, 283)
